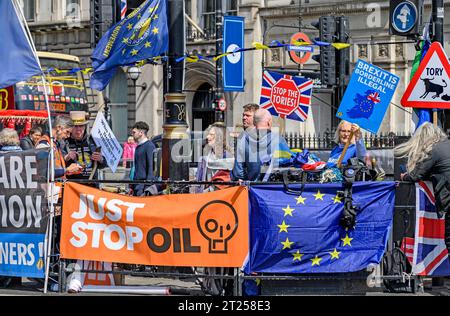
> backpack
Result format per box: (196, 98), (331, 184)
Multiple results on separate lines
(382, 246), (413, 293)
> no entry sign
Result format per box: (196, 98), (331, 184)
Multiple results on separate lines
(260, 71), (313, 122)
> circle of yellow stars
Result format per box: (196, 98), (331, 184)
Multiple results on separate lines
(274, 190), (354, 267)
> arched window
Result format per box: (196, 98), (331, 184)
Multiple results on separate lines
(192, 82), (215, 130)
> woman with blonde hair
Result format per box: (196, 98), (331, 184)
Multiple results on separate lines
(0, 128), (21, 152)
(395, 122), (450, 259)
(195, 122), (234, 193)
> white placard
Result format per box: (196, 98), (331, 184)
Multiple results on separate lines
(91, 112), (123, 173)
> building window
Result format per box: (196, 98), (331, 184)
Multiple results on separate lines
(185, 0), (192, 17)
(202, 0), (215, 37)
(65, 0), (81, 21)
(22, 0), (35, 22)
(226, 0), (237, 15)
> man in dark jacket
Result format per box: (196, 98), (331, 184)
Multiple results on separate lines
(20, 126), (42, 150)
(131, 121), (156, 196)
(63, 111), (105, 180)
(231, 109), (289, 181)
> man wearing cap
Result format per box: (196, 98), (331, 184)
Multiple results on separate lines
(63, 111), (105, 180)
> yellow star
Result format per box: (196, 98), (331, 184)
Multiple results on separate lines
(144, 41), (152, 48)
(311, 255), (322, 266)
(127, 23), (133, 30)
(332, 194), (342, 204)
(281, 237), (294, 250)
(122, 37), (129, 44)
(295, 195), (306, 205)
(341, 234), (353, 247)
(131, 49), (139, 56)
(329, 248), (341, 259)
(277, 221), (290, 233)
(154, 14), (159, 19)
(152, 26), (159, 34)
(282, 205), (294, 217)
(313, 190), (325, 200)
(293, 251), (304, 262)
(137, 13), (142, 19)
(148, 7), (155, 13)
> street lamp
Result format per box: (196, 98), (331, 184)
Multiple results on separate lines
(127, 66), (147, 90)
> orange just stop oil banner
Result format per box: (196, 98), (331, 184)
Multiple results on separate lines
(60, 183), (249, 267)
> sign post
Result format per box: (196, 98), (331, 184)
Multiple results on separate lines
(401, 42), (450, 121)
(259, 70), (313, 122)
(336, 60), (399, 166)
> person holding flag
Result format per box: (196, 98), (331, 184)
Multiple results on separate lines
(90, 0), (168, 91)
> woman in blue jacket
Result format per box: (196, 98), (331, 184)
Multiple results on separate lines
(327, 120), (367, 168)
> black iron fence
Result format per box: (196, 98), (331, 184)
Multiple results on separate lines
(282, 133), (412, 150)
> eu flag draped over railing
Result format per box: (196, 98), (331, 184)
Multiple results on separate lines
(90, 0), (168, 91)
(245, 182), (395, 274)
(0, 0), (42, 89)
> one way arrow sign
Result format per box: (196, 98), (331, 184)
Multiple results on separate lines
(401, 42), (450, 109)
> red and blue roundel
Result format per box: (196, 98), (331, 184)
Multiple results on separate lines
(259, 70), (313, 122)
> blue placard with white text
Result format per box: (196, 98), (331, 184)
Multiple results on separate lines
(336, 60), (399, 134)
(223, 16), (245, 92)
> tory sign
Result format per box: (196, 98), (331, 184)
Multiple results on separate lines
(271, 79), (301, 116)
(260, 71), (313, 122)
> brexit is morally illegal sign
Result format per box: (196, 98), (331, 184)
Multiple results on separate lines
(337, 60), (399, 134)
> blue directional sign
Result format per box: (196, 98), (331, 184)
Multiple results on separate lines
(336, 60), (399, 134)
(223, 16), (244, 92)
(392, 1), (418, 33)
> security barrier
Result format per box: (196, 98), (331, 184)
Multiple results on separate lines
(37, 178), (434, 296)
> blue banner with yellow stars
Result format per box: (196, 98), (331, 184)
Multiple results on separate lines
(245, 181), (395, 274)
(90, 0), (168, 91)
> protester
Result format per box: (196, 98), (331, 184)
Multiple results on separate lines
(63, 111), (105, 180)
(36, 115), (81, 178)
(327, 120), (367, 168)
(131, 121), (156, 196)
(231, 108), (289, 181)
(196, 122), (234, 192)
(19, 125), (42, 150)
(0, 128), (22, 288)
(395, 122), (450, 258)
(122, 135), (137, 168)
(242, 103), (259, 131)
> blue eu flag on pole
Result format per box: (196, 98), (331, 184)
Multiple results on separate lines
(90, 0), (168, 91)
(0, 0), (42, 89)
(245, 182), (395, 274)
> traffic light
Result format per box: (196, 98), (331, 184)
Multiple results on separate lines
(90, 0), (114, 47)
(311, 16), (337, 86)
(389, 0), (423, 37)
(336, 16), (350, 88)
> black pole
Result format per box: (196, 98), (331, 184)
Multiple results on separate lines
(431, 0), (445, 129)
(214, 0), (224, 122)
(162, 0), (189, 181)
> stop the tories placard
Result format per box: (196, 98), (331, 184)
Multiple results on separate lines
(260, 70), (313, 122)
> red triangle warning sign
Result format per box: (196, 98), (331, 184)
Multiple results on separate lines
(401, 42), (450, 109)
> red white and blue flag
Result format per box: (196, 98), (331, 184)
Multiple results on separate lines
(412, 181), (450, 276)
(259, 70), (313, 122)
(120, 0), (127, 20)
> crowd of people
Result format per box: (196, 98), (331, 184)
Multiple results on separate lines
(2, 104), (450, 294)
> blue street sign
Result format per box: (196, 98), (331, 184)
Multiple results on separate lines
(223, 16), (244, 92)
(392, 1), (418, 33)
(287, 45), (314, 53)
(336, 60), (399, 134)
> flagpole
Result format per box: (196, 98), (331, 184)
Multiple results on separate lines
(12, 0), (56, 294)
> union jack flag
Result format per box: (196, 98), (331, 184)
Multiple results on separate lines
(120, 0), (127, 20)
(259, 70), (313, 122)
(367, 91), (380, 104)
(412, 181), (450, 276)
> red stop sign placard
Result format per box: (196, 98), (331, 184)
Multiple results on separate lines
(270, 79), (300, 116)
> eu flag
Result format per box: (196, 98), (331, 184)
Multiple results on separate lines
(245, 182), (395, 274)
(90, 0), (168, 91)
(0, 0), (42, 89)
